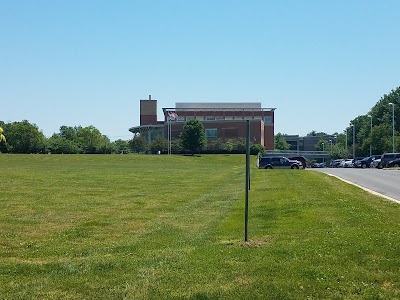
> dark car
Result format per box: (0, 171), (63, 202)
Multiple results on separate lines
(387, 158), (400, 168)
(378, 153), (400, 169)
(288, 156), (307, 168)
(330, 159), (343, 168)
(354, 155), (381, 168)
(258, 156), (303, 169)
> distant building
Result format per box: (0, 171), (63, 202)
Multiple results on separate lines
(283, 134), (337, 151)
(129, 95), (276, 150)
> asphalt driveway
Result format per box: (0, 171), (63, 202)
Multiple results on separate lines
(309, 168), (400, 204)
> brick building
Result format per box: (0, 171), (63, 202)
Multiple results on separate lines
(129, 95), (276, 150)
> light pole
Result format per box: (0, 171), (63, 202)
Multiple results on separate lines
(350, 124), (355, 159)
(368, 114), (372, 156)
(389, 103), (395, 153)
(322, 142), (325, 163)
(329, 139), (333, 154)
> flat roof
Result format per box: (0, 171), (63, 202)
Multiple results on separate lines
(163, 105), (276, 113)
(175, 102), (262, 109)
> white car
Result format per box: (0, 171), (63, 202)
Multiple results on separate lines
(339, 159), (354, 168)
(371, 158), (381, 168)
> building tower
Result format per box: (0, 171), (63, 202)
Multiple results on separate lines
(140, 95), (157, 125)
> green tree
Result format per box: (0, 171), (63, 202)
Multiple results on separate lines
(370, 124), (393, 154)
(97, 135), (112, 154)
(59, 125), (80, 142)
(307, 131), (327, 137)
(180, 119), (206, 154)
(0, 126), (7, 153)
(171, 138), (182, 154)
(48, 134), (81, 154)
(150, 137), (168, 153)
(250, 144), (265, 155)
(315, 139), (326, 151)
(225, 139), (233, 154)
(113, 139), (130, 154)
(77, 126), (103, 154)
(330, 143), (350, 159)
(207, 138), (224, 153)
(348, 86), (400, 155)
(274, 133), (290, 150)
(5, 120), (47, 153)
(129, 135), (148, 153)
(0, 127), (6, 144)
(235, 138), (246, 153)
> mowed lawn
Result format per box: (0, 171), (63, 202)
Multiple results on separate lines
(0, 154), (399, 299)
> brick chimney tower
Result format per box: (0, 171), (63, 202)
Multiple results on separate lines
(140, 95), (157, 125)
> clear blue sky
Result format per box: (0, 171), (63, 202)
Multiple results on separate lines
(1, 0), (400, 140)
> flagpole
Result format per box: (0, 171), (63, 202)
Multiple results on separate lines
(169, 115), (172, 154)
(168, 114), (170, 155)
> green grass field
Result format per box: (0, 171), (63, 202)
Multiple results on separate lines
(1, 154), (399, 299)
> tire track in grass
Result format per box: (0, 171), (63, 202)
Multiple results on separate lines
(122, 167), (244, 298)
(135, 166), (244, 246)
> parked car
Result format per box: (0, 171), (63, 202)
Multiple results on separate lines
(258, 156), (303, 169)
(311, 162), (326, 168)
(371, 158), (381, 168)
(387, 158), (400, 168)
(352, 157), (365, 167)
(354, 155), (381, 168)
(378, 153), (400, 169)
(339, 159), (354, 168)
(330, 159), (343, 168)
(288, 156), (307, 168)
(344, 159), (354, 168)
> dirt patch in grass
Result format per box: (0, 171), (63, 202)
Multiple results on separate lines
(220, 237), (272, 248)
(240, 240), (268, 247)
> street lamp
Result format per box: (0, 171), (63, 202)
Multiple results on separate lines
(322, 142), (325, 163)
(389, 103), (395, 153)
(367, 114), (372, 156)
(329, 139), (333, 155)
(350, 124), (355, 159)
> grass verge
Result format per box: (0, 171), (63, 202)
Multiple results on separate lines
(0, 154), (399, 299)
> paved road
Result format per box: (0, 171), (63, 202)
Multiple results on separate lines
(309, 168), (400, 203)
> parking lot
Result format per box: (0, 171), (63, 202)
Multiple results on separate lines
(310, 167), (400, 203)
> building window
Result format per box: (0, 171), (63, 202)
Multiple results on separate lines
(206, 116), (215, 120)
(177, 116), (186, 122)
(205, 128), (217, 140)
(264, 116), (272, 124)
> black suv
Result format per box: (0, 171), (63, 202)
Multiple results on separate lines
(258, 156), (303, 169)
(378, 153), (400, 169)
(354, 155), (381, 168)
(288, 156), (307, 168)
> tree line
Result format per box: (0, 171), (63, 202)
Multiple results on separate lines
(0, 121), (130, 154)
(274, 86), (400, 158)
(0, 119), (264, 155)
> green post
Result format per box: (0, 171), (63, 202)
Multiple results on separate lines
(245, 120), (250, 242)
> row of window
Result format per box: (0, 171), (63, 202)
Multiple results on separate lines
(168, 116), (272, 124)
